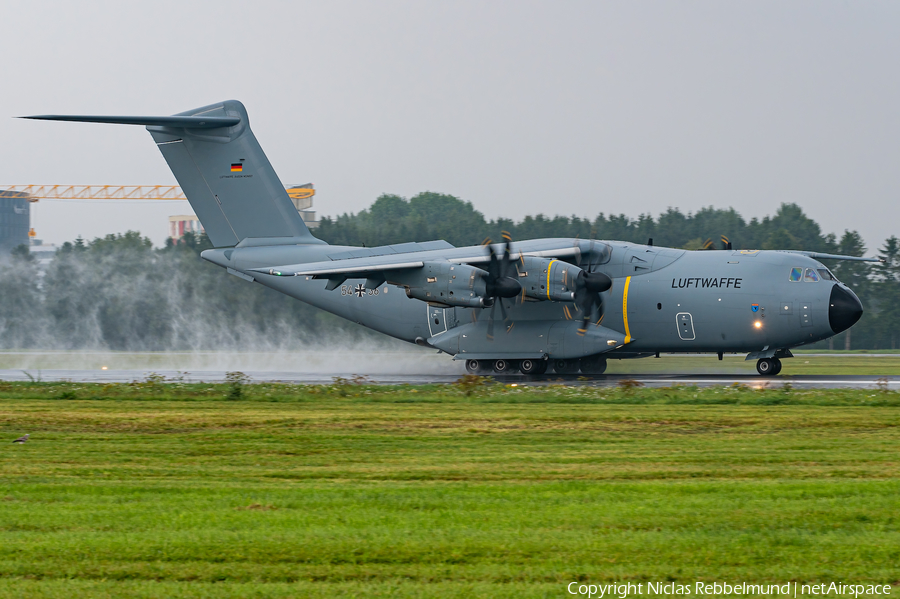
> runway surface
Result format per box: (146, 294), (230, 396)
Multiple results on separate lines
(0, 368), (896, 389)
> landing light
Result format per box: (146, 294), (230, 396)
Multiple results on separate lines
(754, 321), (762, 329)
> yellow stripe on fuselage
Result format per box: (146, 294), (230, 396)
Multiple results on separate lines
(546, 260), (558, 301)
(622, 275), (632, 344)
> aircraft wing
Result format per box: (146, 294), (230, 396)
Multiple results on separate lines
(247, 245), (583, 277)
(777, 250), (884, 263)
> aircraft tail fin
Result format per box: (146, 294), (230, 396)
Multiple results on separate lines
(24, 100), (323, 248)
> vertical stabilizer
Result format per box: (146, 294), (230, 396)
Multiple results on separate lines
(24, 100), (323, 248)
(147, 100), (322, 247)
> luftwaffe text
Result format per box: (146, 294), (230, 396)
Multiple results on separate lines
(672, 277), (743, 289)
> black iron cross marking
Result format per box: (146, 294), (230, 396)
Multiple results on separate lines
(354, 284), (366, 297)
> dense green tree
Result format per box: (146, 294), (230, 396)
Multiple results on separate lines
(873, 236), (900, 349)
(825, 231), (870, 349)
(0, 194), (895, 350)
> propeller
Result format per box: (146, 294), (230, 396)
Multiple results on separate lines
(482, 232), (522, 340)
(701, 236), (732, 250)
(573, 244), (612, 336)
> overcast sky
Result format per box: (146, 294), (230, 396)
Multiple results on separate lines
(3, 1), (898, 252)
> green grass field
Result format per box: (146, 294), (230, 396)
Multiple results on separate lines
(1, 381), (898, 597)
(3, 349), (900, 377)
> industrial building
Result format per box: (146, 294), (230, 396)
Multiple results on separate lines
(168, 215), (204, 241)
(0, 190), (32, 251)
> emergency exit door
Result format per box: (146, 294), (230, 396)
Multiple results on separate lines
(676, 312), (695, 340)
(428, 306), (447, 336)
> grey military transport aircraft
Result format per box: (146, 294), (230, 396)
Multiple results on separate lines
(25, 100), (879, 376)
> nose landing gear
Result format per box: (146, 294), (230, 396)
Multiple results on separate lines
(756, 357), (782, 376)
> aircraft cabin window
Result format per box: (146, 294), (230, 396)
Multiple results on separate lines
(789, 267), (803, 282)
(817, 268), (836, 281)
(804, 268), (819, 282)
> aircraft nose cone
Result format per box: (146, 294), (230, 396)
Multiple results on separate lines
(829, 284), (863, 334)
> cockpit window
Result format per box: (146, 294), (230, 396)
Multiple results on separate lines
(804, 268), (820, 282)
(817, 268), (837, 281)
(789, 267), (803, 282)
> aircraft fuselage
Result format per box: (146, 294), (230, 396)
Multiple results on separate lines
(204, 238), (861, 363)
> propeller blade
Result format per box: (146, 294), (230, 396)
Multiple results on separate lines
(488, 244), (500, 280)
(500, 233), (513, 277)
(574, 286), (592, 314)
(481, 232), (522, 333)
(577, 290), (597, 335)
(486, 302), (496, 341)
(594, 292), (605, 322)
(578, 317), (590, 336)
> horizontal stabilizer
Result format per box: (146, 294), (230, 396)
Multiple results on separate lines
(21, 114), (241, 129)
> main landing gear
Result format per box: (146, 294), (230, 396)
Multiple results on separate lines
(756, 357), (782, 376)
(466, 359), (548, 375)
(518, 359), (548, 375)
(464, 356), (606, 376)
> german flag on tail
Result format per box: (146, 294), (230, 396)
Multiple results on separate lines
(231, 163), (243, 172)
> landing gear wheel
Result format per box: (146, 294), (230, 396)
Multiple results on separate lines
(465, 359), (483, 375)
(493, 359), (516, 374)
(580, 356), (608, 375)
(771, 358), (783, 376)
(552, 359), (580, 374)
(756, 358), (777, 376)
(519, 359), (547, 375)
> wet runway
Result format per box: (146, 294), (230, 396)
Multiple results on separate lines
(0, 368), (895, 389)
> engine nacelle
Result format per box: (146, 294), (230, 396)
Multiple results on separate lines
(389, 261), (488, 308)
(516, 256), (578, 301)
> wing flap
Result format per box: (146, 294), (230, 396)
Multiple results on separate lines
(250, 261), (426, 277)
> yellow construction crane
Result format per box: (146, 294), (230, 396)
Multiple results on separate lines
(0, 184), (315, 202)
(1, 184), (318, 239)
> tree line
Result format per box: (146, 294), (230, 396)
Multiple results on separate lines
(0, 192), (896, 350)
